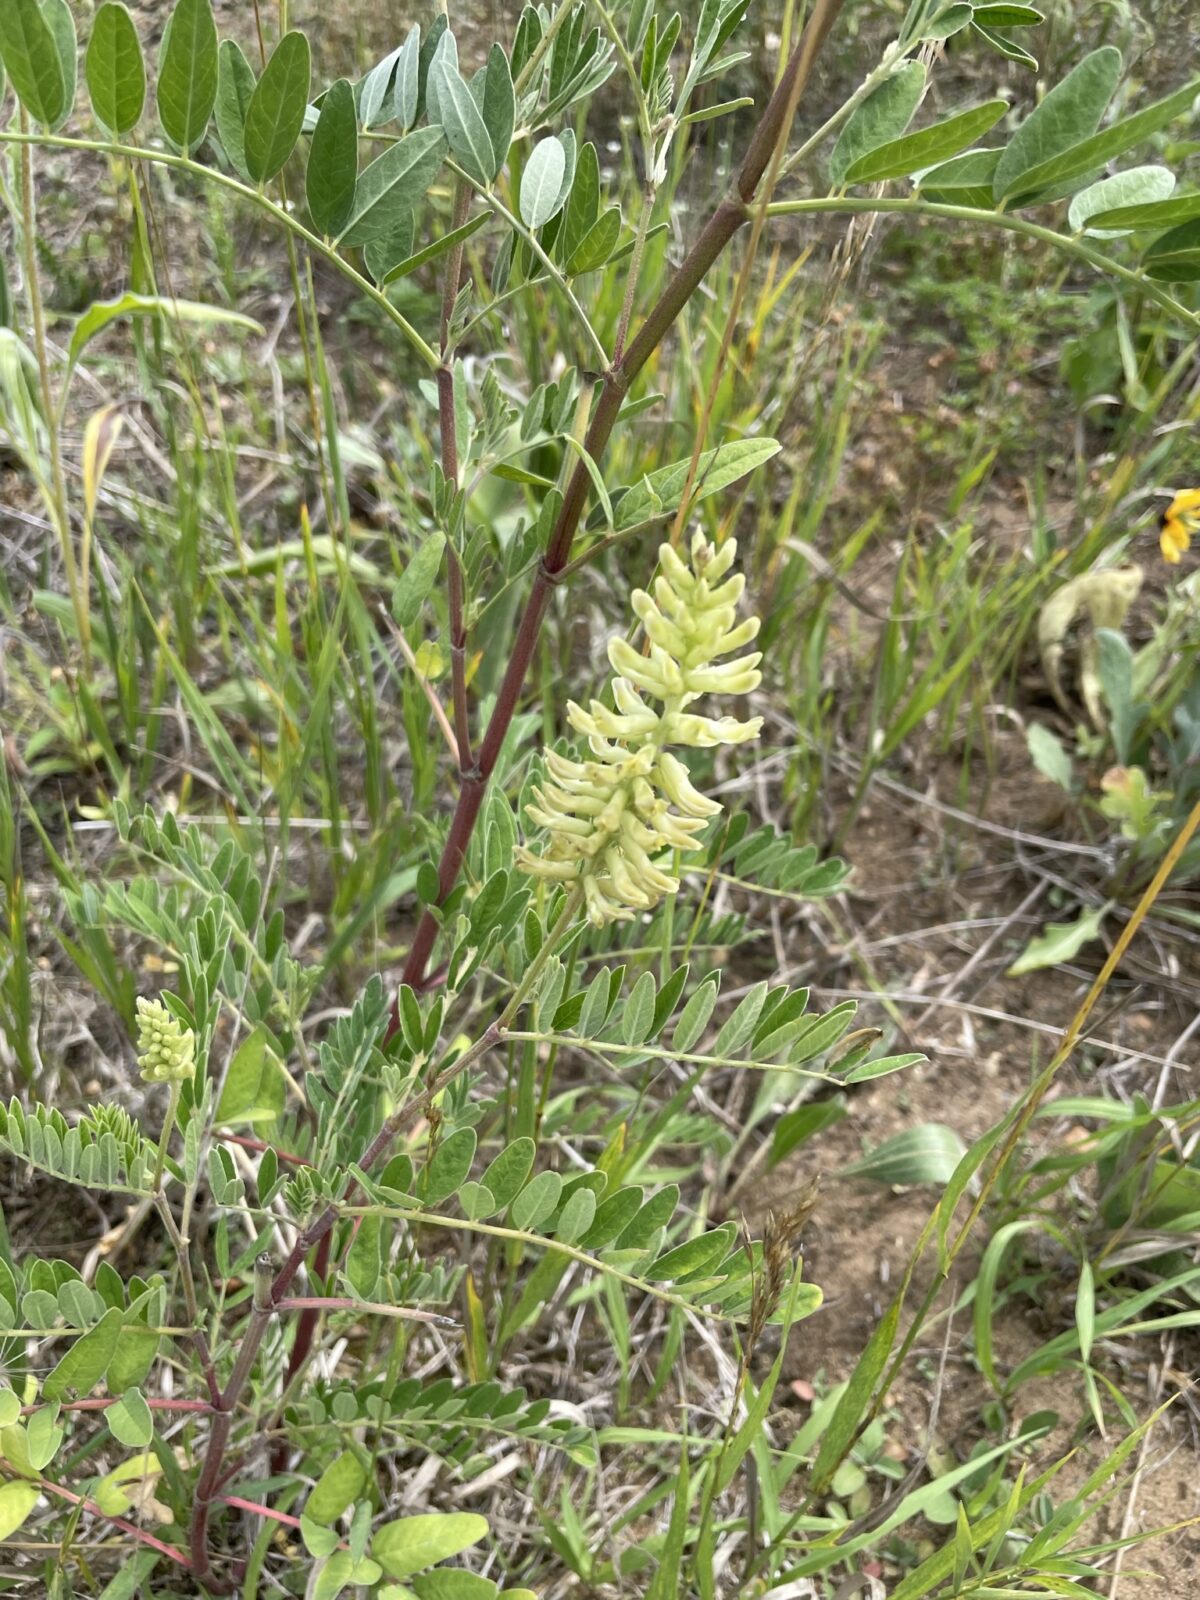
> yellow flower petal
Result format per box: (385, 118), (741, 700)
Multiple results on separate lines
(1160, 516), (1189, 564)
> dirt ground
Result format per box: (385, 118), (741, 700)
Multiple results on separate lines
(743, 728), (1200, 1595)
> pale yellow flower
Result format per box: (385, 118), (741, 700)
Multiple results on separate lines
(517, 534), (762, 925)
(136, 996), (196, 1084)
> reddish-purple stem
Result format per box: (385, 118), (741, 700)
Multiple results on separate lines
(32, 1473), (192, 1567)
(188, 8), (843, 1583)
(442, 179), (475, 773)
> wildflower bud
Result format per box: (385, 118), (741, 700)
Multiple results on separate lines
(136, 996), (196, 1084)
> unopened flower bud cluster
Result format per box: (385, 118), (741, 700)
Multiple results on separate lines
(136, 996), (196, 1084)
(517, 533), (763, 924)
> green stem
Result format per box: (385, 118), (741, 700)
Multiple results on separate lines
(152, 1079), (183, 1194)
(512, 0), (577, 96)
(591, 0), (656, 156)
(449, 160), (609, 368)
(17, 112), (85, 652)
(0, 129), (440, 369)
(779, 39), (905, 177)
(765, 196), (1200, 328)
(335, 1200), (735, 1317)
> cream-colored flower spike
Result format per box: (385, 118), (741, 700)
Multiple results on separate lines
(136, 996), (196, 1084)
(517, 533), (763, 925)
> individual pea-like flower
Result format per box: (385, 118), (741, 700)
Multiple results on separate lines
(1160, 489), (1200, 564)
(517, 532), (763, 925)
(136, 995), (196, 1084)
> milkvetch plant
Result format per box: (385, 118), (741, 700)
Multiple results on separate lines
(0, 0), (1198, 1594)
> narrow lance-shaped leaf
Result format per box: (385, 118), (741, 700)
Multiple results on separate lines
(156, 0), (219, 154)
(86, 2), (146, 137)
(422, 28), (457, 126)
(81, 403), (125, 525)
(614, 438), (781, 529)
(561, 139), (600, 262)
(843, 1124), (967, 1185)
(1089, 193), (1200, 231)
(363, 212), (414, 284)
(214, 38), (255, 182)
(306, 77), (357, 236)
(392, 24), (420, 129)
(1004, 75), (1200, 204)
(0, 0), (67, 127)
(243, 29), (310, 183)
(359, 43), (402, 129)
(481, 43), (515, 180)
(916, 147), (1002, 206)
(992, 46), (1122, 200)
(380, 214), (486, 286)
(337, 126), (447, 248)
(972, 21), (1038, 71)
(845, 100), (1008, 184)
(41, 0), (77, 134)
(67, 292), (262, 383)
(431, 56), (495, 187)
(973, 2), (1044, 21)
(414, 12), (448, 122)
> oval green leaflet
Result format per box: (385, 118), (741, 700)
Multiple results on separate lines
(481, 45), (515, 180)
(0, 0), (67, 128)
(372, 1512), (489, 1581)
(337, 126), (447, 248)
(85, 3), (146, 138)
(992, 45), (1121, 201)
(42, 1305), (123, 1401)
(431, 54), (495, 187)
(0, 1482), (39, 1543)
(157, 0), (219, 154)
(479, 1137), (535, 1211)
(672, 980), (718, 1054)
(621, 970), (657, 1047)
(829, 61), (926, 184)
(1067, 166), (1175, 237)
(306, 77), (358, 236)
(307, 1450), (367, 1525)
(393, 25), (421, 130)
(107, 1385), (154, 1447)
(844, 100), (1008, 185)
(511, 1168), (561, 1231)
(422, 1127), (476, 1207)
(520, 136), (567, 228)
(243, 29), (311, 183)
(213, 38), (256, 181)
(1000, 72), (1200, 206)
